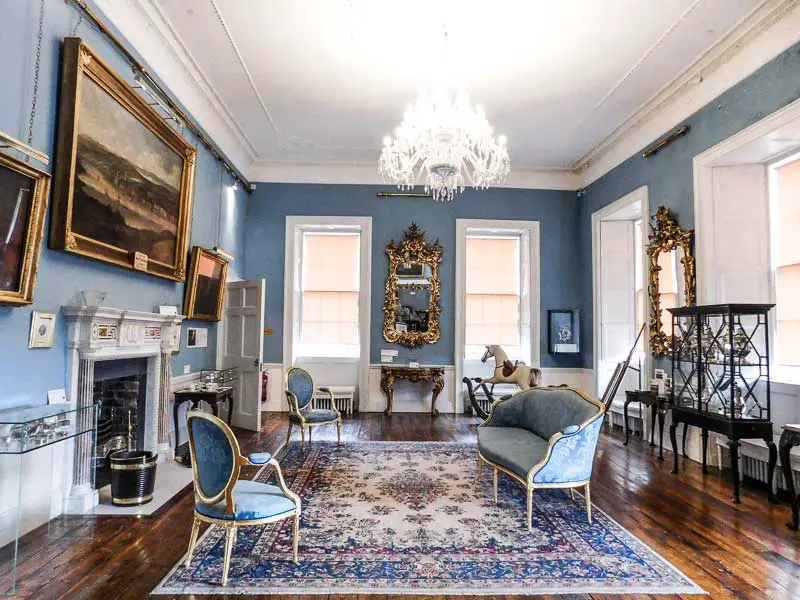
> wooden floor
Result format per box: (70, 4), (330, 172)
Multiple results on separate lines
(2, 412), (799, 600)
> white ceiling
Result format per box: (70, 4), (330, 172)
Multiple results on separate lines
(112, 0), (794, 184)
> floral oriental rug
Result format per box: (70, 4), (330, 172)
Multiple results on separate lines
(154, 441), (703, 595)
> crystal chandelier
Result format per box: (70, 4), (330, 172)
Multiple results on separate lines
(379, 92), (510, 202)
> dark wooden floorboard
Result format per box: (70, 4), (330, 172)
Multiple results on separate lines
(1, 413), (799, 599)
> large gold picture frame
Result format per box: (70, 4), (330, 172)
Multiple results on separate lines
(184, 247), (228, 322)
(383, 223), (442, 348)
(0, 153), (49, 306)
(51, 38), (196, 281)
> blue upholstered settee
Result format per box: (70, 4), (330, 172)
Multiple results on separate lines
(477, 386), (605, 530)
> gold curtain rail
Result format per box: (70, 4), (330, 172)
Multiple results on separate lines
(642, 125), (690, 158)
(70, 0), (250, 189)
(376, 192), (433, 198)
(0, 129), (49, 165)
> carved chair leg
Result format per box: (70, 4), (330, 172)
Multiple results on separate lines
(493, 467), (499, 504)
(337, 419), (342, 446)
(285, 423), (293, 447)
(184, 516), (201, 568)
(221, 524), (236, 586)
(569, 488), (575, 501)
(300, 426), (305, 451)
(585, 483), (592, 524)
(526, 486), (533, 531)
(292, 513), (300, 563)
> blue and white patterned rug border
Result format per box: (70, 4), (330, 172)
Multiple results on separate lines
(153, 441), (705, 596)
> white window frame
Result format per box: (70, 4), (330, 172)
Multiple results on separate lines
(283, 216), (372, 395)
(455, 219), (540, 412)
(768, 149), (800, 379)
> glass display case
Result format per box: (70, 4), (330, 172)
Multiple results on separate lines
(0, 403), (98, 595)
(669, 303), (775, 504)
(200, 367), (238, 388)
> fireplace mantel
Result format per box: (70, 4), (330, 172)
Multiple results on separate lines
(63, 306), (185, 513)
(63, 306), (184, 358)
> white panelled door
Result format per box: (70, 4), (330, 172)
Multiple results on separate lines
(598, 220), (636, 394)
(224, 279), (265, 431)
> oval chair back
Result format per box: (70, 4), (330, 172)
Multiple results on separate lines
(187, 411), (241, 510)
(287, 367), (315, 410)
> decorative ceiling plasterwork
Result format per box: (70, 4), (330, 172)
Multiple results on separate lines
(99, 0), (800, 189)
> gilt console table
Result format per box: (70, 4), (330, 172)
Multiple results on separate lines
(380, 366), (445, 416)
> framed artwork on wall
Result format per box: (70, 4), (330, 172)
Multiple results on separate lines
(0, 152), (49, 305)
(29, 311), (56, 348)
(184, 247), (228, 321)
(548, 309), (580, 355)
(50, 37), (196, 281)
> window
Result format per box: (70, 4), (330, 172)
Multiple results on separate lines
(298, 232), (360, 358)
(770, 154), (800, 367)
(465, 236), (520, 347)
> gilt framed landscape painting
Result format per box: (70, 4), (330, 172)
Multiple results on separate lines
(51, 38), (196, 281)
(183, 247), (228, 321)
(0, 153), (49, 306)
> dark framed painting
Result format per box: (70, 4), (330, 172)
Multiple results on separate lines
(51, 38), (196, 281)
(0, 152), (49, 305)
(548, 309), (580, 355)
(184, 247), (228, 321)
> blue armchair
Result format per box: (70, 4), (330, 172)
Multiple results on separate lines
(477, 386), (605, 530)
(186, 411), (301, 586)
(285, 366), (342, 450)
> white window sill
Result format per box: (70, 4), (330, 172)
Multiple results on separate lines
(296, 356), (361, 364)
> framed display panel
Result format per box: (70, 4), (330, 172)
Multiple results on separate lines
(183, 247), (228, 321)
(51, 37), (196, 281)
(0, 153), (49, 305)
(548, 309), (580, 355)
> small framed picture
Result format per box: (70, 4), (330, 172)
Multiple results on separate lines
(548, 309), (580, 355)
(29, 311), (56, 348)
(186, 327), (208, 348)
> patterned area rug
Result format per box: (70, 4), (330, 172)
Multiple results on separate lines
(154, 441), (703, 596)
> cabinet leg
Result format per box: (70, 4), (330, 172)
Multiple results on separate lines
(649, 404), (657, 446)
(670, 423), (679, 474)
(701, 429), (709, 475)
(779, 433), (799, 530)
(765, 438), (778, 504)
(657, 409), (665, 460)
(682, 422), (689, 457)
(623, 400), (631, 446)
(728, 439), (741, 504)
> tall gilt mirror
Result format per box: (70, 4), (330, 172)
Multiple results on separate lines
(383, 223), (443, 348)
(647, 206), (695, 357)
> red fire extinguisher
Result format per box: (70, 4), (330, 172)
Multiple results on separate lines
(261, 371), (269, 404)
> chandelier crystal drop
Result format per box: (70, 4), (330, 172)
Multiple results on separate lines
(379, 92), (510, 202)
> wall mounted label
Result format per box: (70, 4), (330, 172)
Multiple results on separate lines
(47, 388), (67, 404)
(133, 251), (148, 271)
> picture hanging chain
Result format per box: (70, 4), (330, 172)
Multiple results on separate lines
(25, 0), (46, 161)
(71, 12), (83, 36)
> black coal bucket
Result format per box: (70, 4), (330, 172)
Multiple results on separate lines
(109, 450), (157, 506)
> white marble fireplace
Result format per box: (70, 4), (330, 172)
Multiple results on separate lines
(63, 306), (184, 513)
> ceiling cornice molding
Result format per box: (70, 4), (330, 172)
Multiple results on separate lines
(573, 0), (800, 186)
(248, 162), (582, 191)
(93, 0), (257, 171)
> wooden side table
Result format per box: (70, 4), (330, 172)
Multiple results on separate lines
(380, 366), (445, 416)
(780, 424), (800, 530)
(173, 387), (235, 463)
(623, 390), (680, 460)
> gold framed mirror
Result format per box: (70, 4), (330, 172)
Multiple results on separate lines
(647, 206), (695, 357)
(383, 223), (442, 348)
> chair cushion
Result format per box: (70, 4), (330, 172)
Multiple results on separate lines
(290, 409), (339, 424)
(247, 452), (271, 465)
(478, 427), (550, 479)
(195, 480), (297, 521)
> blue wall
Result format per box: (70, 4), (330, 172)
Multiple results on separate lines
(0, 1), (248, 408)
(244, 183), (583, 368)
(578, 41), (800, 369)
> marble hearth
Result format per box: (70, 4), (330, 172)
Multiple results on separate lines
(63, 306), (184, 513)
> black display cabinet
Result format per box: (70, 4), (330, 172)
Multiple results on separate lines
(668, 303), (776, 503)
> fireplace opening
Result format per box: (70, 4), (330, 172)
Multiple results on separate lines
(92, 358), (147, 489)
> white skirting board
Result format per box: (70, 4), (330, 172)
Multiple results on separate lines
(261, 364), (594, 414)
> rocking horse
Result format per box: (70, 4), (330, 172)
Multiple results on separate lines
(463, 345), (543, 420)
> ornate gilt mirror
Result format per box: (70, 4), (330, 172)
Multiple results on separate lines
(647, 206), (695, 357)
(383, 223), (443, 348)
